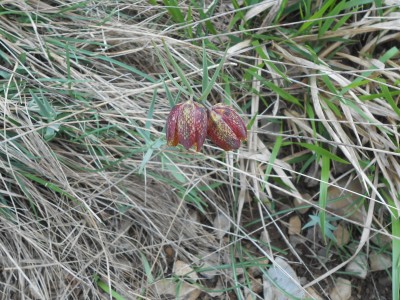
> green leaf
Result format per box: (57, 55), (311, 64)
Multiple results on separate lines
(386, 192), (400, 300)
(319, 156), (330, 244)
(295, 142), (349, 164)
(253, 40), (289, 82)
(263, 132), (283, 189)
(138, 139), (164, 174)
(198, 49), (228, 103)
(202, 40), (209, 94)
(29, 91), (57, 121)
(144, 88), (158, 139)
(46, 37), (156, 83)
(250, 71), (301, 106)
(163, 80), (175, 107)
(298, 0), (335, 33)
(140, 252), (155, 284)
(94, 275), (126, 300)
(162, 40), (194, 95)
(162, 0), (185, 23)
(246, 113), (258, 131)
(161, 154), (187, 183)
(380, 81), (400, 118)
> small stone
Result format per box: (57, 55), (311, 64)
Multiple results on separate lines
(306, 287), (323, 300)
(252, 278), (263, 294)
(345, 252), (368, 279)
(288, 215), (301, 235)
(187, 288), (202, 300)
(330, 277), (352, 300)
(369, 251), (391, 271)
(370, 233), (391, 249)
(334, 224), (350, 246)
(244, 278), (263, 299)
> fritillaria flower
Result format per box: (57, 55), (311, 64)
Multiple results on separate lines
(207, 104), (247, 151)
(165, 100), (208, 151)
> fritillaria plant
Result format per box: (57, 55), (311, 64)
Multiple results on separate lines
(166, 100), (247, 151)
(207, 103), (247, 151)
(165, 100), (208, 152)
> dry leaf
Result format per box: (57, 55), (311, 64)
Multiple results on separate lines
(153, 279), (197, 299)
(384, 0), (400, 4)
(173, 260), (198, 281)
(333, 224), (350, 246)
(263, 257), (305, 300)
(370, 12), (400, 30)
(288, 215), (301, 235)
(326, 177), (366, 223)
(227, 40), (252, 55)
(213, 213), (231, 240)
(199, 252), (221, 279)
(244, 0), (276, 21)
(186, 288), (202, 300)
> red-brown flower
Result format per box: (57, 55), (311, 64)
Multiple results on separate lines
(165, 100), (208, 151)
(207, 104), (247, 151)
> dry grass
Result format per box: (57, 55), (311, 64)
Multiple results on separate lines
(0, 0), (400, 299)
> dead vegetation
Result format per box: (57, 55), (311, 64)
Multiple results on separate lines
(0, 0), (399, 299)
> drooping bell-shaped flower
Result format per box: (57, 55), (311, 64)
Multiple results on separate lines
(207, 104), (247, 151)
(165, 100), (208, 151)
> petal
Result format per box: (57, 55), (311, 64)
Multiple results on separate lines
(165, 103), (182, 146)
(207, 110), (240, 151)
(213, 104), (247, 141)
(193, 103), (208, 151)
(177, 101), (196, 150)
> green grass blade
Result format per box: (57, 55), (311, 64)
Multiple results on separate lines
(291, 142), (349, 164)
(198, 49), (227, 103)
(202, 40), (209, 94)
(263, 130), (283, 185)
(46, 37), (156, 83)
(298, 0), (335, 34)
(140, 252), (155, 284)
(162, 0), (185, 23)
(163, 80), (176, 107)
(246, 70), (301, 106)
(388, 194), (400, 300)
(145, 88), (158, 139)
(162, 40), (194, 95)
(379, 81), (400, 118)
(29, 91), (56, 121)
(319, 156), (330, 244)
(94, 275), (126, 300)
